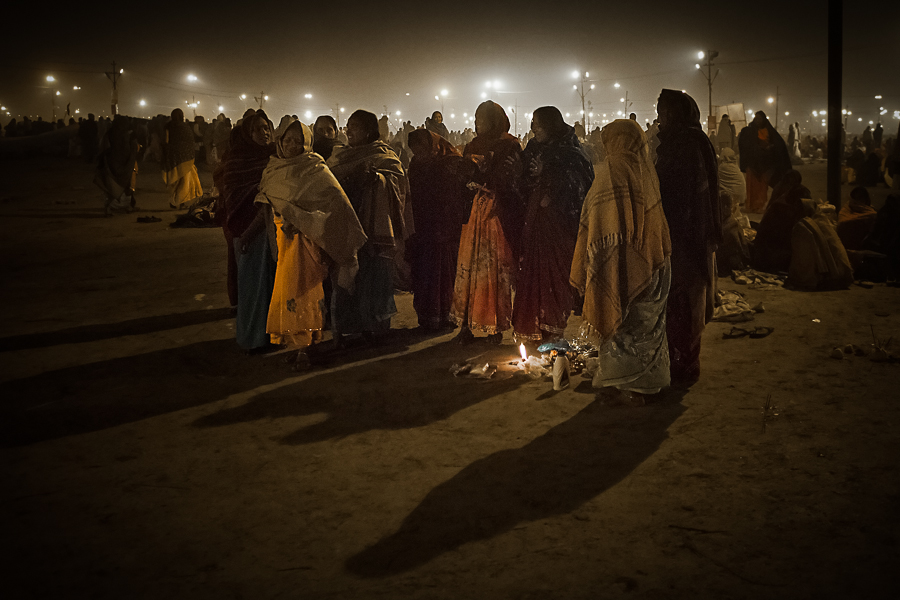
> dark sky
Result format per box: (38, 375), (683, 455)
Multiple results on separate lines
(2, 0), (898, 134)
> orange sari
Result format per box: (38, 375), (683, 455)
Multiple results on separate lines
(450, 190), (515, 334)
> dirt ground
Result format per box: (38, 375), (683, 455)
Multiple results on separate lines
(1, 155), (899, 599)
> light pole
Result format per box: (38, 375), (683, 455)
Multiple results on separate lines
(768, 87), (780, 130)
(105, 61), (123, 116)
(572, 70), (595, 133)
(696, 50), (719, 131)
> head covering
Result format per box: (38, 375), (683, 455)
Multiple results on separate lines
(273, 115), (312, 158)
(170, 108), (184, 123)
(474, 101), (510, 139)
(570, 119), (671, 341)
(658, 89), (701, 131)
(348, 110), (380, 145)
(532, 106), (568, 139)
(255, 118), (367, 290)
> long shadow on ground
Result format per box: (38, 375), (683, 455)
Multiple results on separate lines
(345, 396), (685, 577)
(0, 337), (289, 447)
(192, 339), (527, 445)
(0, 308), (234, 352)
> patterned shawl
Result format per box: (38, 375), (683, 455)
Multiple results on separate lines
(570, 119), (672, 341)
(326, 140), (410, 255)
(216, 111), (274, 237)
(256, 117), (367, 290)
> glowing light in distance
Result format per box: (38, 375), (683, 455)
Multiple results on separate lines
(264, 95), (269, 100)
(875, 95), (882, 99)
(139, 100), (146, 106)
(340, 107), (345, 113)
(304, 93), (312, 99)
(73, 86), (80, 90)
(620, 98), (625, 102)
(485, 81), (492, 88)
(698, 51), (705, 59)
(812, 111), (818, 116)
(435, 95), (439, 101)
(1, 106), (5, 111)
(785, 112), (790, 116)
(493, 80), (501, 89)
(565, 112), (570, 117)
(820, 110), (826, 115)
(55, 91), (61, 96)
(768, 97), (774, 104)
(440, 89), (448, 97)
(450, 113), (455, 118)
(590, 84), (595, 89)
(695, 64), (701, 69)
(614, 82), (620, 89)
(46, 75), (55, 82)
(240, 94), (246, 100)
(305, 110), (312, 119)
(218, 105), (224, 112)
(463, 112), (468, 117)
(395, 110), (401, 116)
(187, 74), (197, 82)
(481, 92), (487, 98)
(75, 109), (79, 114)
(571, 70), (579, 79)
(573, 85), (577, 90)
(119, 68), (123, 74)
(405, 92), (410, 96)
(858, 117), (862, 121)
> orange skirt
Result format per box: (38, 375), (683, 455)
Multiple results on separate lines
(744, 169), (769, 214)
(450, 190), (514, 334)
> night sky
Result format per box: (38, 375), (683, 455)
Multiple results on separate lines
(2, 0), (898, 134)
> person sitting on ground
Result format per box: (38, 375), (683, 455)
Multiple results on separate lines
(837, 186), (878, 251)
(750, 169), (812, 273)
(863, 194), (900, 280)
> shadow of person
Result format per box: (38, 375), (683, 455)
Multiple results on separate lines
(0, 338), (288, 447)
(345, 396), (685, 577)
(193, 340), (528, 445)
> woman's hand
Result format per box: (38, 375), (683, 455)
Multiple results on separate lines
(528, 156), (543, 178)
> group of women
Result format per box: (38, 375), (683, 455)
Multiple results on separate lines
(208, 92), (719, 400)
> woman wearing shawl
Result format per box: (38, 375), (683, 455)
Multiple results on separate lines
(425, 111), (451, 141)
(216, 111), (277, 352)
(512, 106), (594, 342)
(406, 128), (474, 329)
(718, 148), (746, 208)
(95, 115), (139, 215)
(326, 109), (409, 345)
(256, 117), (367, 369)
(655, 89), (722, 387)
(162, 108), (203, 209)
(451, 101), (524, 344)
(571, 119), (672, 401)
(837, 186), (877, 251)
(738, 111), (791, 213)
(313, 115), (341, 161)
(751, 169), (812, 272)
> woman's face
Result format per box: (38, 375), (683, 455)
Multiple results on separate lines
(346, 118), (366, 147)
(315, 120), (336, 140)
(531, 116), (550, 143)
(281, 125), (305, 158)
(250, 118), (270, 146)
(434, 113), (443, 124)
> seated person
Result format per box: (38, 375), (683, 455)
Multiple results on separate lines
(837, 186), (877, 251)
(750, 169), (812, 272)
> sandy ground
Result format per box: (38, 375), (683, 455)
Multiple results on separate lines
(1, 155), (899, 599)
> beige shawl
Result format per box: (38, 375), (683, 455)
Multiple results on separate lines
(256, 117), (367, 291)
(570, 119), (672, 341)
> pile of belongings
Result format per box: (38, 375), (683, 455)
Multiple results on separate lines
(731, 268), (785, 290)
(170, 191), (220, 229)
(713, 289), (764, 322)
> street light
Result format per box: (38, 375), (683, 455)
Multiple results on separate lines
(304, 93), (312, 99)
(46, 75), (55, 82)
(696, 49), (719, 130)
(572, 70), (594, 132)
(139, 100), (146, 107)
(240, 94), (247, 100)
(187, 74), (197, 82)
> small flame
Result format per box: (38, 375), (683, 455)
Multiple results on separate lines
(519, 343), (527, 361)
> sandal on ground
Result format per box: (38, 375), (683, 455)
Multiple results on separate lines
(749, 326), (774, 339)
(292, 351), (312, 372)
(722, 327), (752, 339)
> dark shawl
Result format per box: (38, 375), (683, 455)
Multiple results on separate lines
(425, 112), (451, 140)
(737, 113), (791, 185)
(751, 169), (811, 271)
(655, 89), (722, 274)
(407, 129), (472, 243)
(215, 111), (274, 237)
(463, 101), (525, 253)
(163, 117), (195, 172)
(522, 123), (594, 233)
(100, 116), (139, 189)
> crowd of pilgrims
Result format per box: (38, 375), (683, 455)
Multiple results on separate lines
(9, 92), (899, 399)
